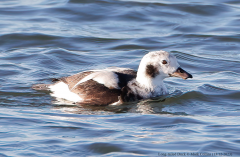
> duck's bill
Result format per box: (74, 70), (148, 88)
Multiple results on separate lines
(170, 67), (193, 80)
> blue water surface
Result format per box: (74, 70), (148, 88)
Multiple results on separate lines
(0, 0), (240, 156)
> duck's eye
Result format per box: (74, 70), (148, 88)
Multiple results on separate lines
(162, 60), (167, 64)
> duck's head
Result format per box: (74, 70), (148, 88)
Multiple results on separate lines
(136, 50), (192, 87)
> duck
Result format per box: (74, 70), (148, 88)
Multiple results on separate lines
(32, 50), (192, 106)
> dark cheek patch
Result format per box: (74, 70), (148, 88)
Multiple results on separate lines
(146, 64), (159, 78)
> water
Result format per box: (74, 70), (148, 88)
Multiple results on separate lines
(0, 0), (240, 156)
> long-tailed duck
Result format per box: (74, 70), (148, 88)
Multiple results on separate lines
(32, 50), (192, 106)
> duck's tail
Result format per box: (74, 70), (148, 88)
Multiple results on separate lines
(32, 84), (51, 91)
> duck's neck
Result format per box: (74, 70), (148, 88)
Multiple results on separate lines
(136, 72), (163, 88)
(135, 73), (168, 97)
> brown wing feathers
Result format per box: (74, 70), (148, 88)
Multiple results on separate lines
(74, 79), (121, 106)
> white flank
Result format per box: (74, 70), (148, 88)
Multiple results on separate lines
(110, 100), (121, 106)
(50, 82), (83, 102)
